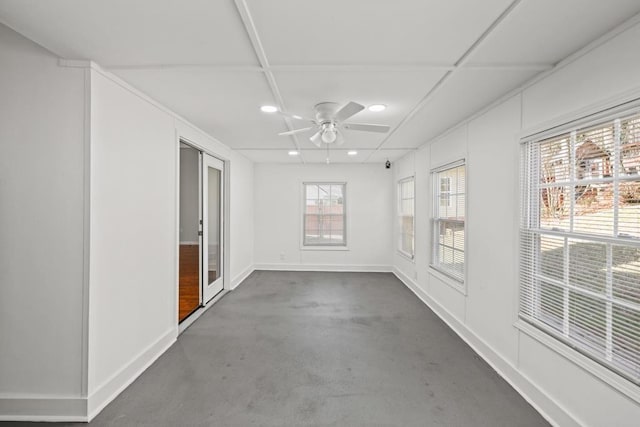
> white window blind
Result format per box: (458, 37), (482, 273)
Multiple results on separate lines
(520, 112), (640, 384)
(431, 161), (466, 282)
(398, 177), (415, 258)
(303, 183), (346, 246)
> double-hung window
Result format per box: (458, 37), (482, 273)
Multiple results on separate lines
(431, 161), (466, 283)
(398, 177), (415, 258)
(303, 183), (346, 246)
(520, 110), (640, 384)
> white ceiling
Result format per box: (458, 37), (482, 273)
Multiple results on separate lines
(1, 0), (639, 164)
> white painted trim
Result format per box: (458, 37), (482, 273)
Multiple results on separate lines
(0, 327), (177, 422)
(0, 397), (87, 422)
(86, 328), (177, 421)
(103, 63), (551, 73)
(57, 60), (253, 164)
(415, 15), (640, 152)
(231, 265), (255, 290)
(254, 263), (392, 272)
(517, 89), (640, 141)
(515, 320), (640, 404)
(393, 267), (580, 427)
(179, 240), (200, 245)
(80, 64), (92, 399)
(428, 267), (466, 296)
(300, 246), (350, 251)
(178, 290), (230, 334)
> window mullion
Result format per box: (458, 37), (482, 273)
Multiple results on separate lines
(605, 119), (621, 362)
(569, 131), (576, 232)
(605, 243), (613, 361)
(563, 236), (570, 337)
(613, 119), (621, 236)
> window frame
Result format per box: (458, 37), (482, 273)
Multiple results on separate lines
(439, 176), (452, 208)
(430, 160), (467, 291)
(397, 176), (415, 260)
(302, 182), (347, 249)
(519, 105), (640, 393)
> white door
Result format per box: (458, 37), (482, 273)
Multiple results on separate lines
(202, 154), (224, 303)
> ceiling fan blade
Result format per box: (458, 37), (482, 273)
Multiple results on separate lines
(334, 101), (365, 122)
(310, 131), (322, 147)
(278, 127), (314, 136)
(342, 122), (391, 133)
(278, 111), (315, 123)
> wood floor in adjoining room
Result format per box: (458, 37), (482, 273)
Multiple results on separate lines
(178, 244), (200, 322)
(9, 271), (549, 426)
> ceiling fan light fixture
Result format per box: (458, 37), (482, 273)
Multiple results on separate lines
(321, 129), (337, 143)
(260, 105), (278, 113)
(368, 104), (386, 112)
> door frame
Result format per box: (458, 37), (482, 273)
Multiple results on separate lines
(176, 134), (231, 330)
(202, 153), (224, 303)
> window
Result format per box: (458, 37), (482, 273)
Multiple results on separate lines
(440, 176), (452, 207)
(431, 161), (466, 283)
(303, 183), (346, 246)
(520, 111), (640, 385)
(398, 177), (415, 258)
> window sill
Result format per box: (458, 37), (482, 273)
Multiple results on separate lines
(397, 250), (415, 262)
(514, 319), (640, 405)
(301, 246), (349, 251)
(428, 266), (466, 295)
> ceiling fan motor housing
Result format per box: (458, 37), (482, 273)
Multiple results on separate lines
(314, 102), (340, 124)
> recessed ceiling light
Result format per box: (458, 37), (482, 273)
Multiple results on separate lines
(288, 150), (299, 156)
(292, 115), (303, 120)
(261, 105), (278, 113)
(368, 104), (386, 112)
(347, 151), (358, 156)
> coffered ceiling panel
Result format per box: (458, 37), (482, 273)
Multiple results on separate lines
(367, 150), (415, 164)
(468, 0), (640, 66)
(385, 68), (541, 149)
(236, 150), (304, 164)
(0, 0), (257, 66)
(272, 69), (446, 150)
(247, 0), (513, 65)
(114, 68), (292, 149)
(298, 149), (376, 165)
(1, 0), (636, 164)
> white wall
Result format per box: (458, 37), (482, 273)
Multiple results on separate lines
(86, 66), (255, 417)
(0, 22), (255, 420)
(393, 20), (640, 427)
(87, 68), (178, 410)
(0, 23), (86, 415)
(254, 163), (393, 270)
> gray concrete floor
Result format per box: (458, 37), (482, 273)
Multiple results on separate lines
(6, 271), (548, 426)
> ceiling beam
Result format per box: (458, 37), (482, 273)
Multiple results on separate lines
(105, 63), (552, 72)
(364, 0), (525, 162)
(232, 0), (306, 164)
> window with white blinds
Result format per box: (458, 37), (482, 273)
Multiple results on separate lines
(431, 161), (466, 283)
(303, 183), (346, 246)
(520, 111), (640, 384)
(398, 177), (415, 258)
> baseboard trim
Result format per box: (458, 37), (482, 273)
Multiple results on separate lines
(231, 265), (255, 290)
(392, 267), (579, 427)
(86, 327), (177, 421)
(0, 397), (87, 422)
(254, 263), (393, 272)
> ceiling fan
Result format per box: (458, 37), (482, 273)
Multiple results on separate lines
(277, 101), (390, 147)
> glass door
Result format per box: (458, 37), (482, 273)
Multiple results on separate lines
(202, 154), (224, 302)
(178, 143), (202, 323)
